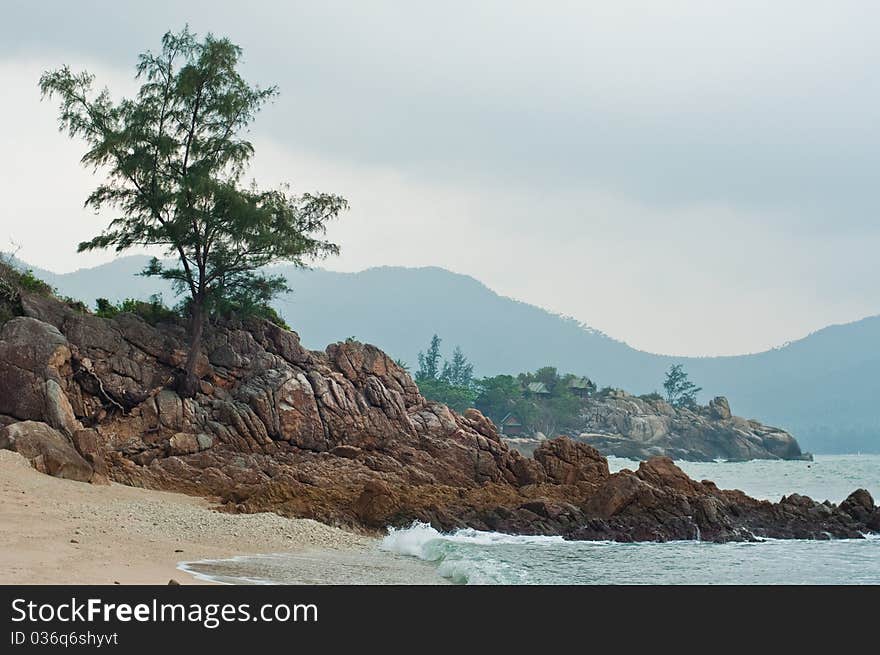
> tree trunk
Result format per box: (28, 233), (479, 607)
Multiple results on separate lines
(179, 299), (205, 398)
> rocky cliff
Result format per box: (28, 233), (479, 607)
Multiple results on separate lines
(0, 292), (877, 542)
(525, 391), (809, 462)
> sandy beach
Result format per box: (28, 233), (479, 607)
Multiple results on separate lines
(0, 450), (442, 585)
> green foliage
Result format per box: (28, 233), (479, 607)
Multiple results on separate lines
(416, 377), (478, 414)
(207, 277), (291, 328)
(413, 334), (591, 433)
(94, 294), (178, 325)
(0, 254), (55, 325)
(0, 255), (54, 299)
(0, 253), (85, 320)
(244, 304), (288, 329)
(416, 334), (443, 382)
(477, 367), (587, 435)
(639, 391), (664, 402)
(533, 366), (560, 391)
(515, 366), (582, 434)
(440, 346), (474, 388)
(93, 298), (116, 317)
(663, 364), (702, 408)
(530, 388), (581, 436)
(16, 269), (55, 295)
(415, 335), (477, 413)
(40, 26), (347, 393)
(252, 305), (290, 329)
(474, 375), (522, 423)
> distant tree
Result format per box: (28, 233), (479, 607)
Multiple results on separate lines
(663, 364), (702, 408)
(414, 336), (478, 412)
(394, 358), (410, 372)
(482, 366), (585, 435)
(416, 378), (477, 414)
(440, 346), (474, 388)
(533, 366), (560, 391)
(531, 390), (581, 436)
(416, 334), (443, 382)
(40, 27), (347, 396)
(474, 375), (523, 423)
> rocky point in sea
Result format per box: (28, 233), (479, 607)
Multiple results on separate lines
(504, 391), (812, 463)
(0, 291), (877, 543)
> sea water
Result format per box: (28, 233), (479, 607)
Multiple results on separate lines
(183, 454), (880, 584)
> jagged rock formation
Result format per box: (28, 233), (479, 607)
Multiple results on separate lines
(562, 391), (810, 462)
(0, 292), (876, 542)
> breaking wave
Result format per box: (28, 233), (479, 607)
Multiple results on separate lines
(380, 522), (569, 584)
(184, 456), (879, 585)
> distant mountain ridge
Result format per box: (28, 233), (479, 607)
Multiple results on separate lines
(23, 255), (880, 453)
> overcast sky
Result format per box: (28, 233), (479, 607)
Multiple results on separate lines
(1, 1), (879, 356)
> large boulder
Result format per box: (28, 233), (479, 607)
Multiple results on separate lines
(0, 421), (93, 482)
(839, 489), (880, 530)
(758, 429), (805, 460)
(0, 317), (83, 436)
(708, 396), (732, 420)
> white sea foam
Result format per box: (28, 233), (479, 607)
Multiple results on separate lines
(379, 522), (444, 559)
(379, 522), (571, 584)
(380, 522), (565, 559)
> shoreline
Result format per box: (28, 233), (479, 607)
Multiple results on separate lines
(0, 450), (442, 585)
(177, 548), (449, 585)
(5, 446), (877, 585)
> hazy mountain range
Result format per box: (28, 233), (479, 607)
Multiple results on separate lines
(23, 255), (880, 454)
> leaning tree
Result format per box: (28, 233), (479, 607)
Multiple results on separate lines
(663, 364), (702, 408)
(40, 27), (348, 396)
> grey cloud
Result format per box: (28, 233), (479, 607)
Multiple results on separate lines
(2, 1), (879, 354)
(4, 1), (880, 226)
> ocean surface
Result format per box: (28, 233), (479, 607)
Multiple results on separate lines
(183, 454), (880, 585)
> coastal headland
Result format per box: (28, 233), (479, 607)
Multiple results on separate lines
(1, 290), (878, 553)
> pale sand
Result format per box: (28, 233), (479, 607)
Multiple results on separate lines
(0, 450), (444, 585)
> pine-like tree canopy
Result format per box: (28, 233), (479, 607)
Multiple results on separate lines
(40, 27), (348, 395)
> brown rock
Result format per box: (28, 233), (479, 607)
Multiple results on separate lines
(354, 480), (401, 527)
(463, 408), (501, 441)
(839, 489), (876, 524)
(533, 438), (609, 484)
(72, 428), (109, 483)
(168, 433), (201, 456)
(0, 317), (81, 435)
(274, 373), (325, 449)
(0, 421), (93, 482)
(583, 472), (651, 518)
(331, 445), (362, 459)
(0, 292), (873, 544)
(636, 456), (702, 495)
